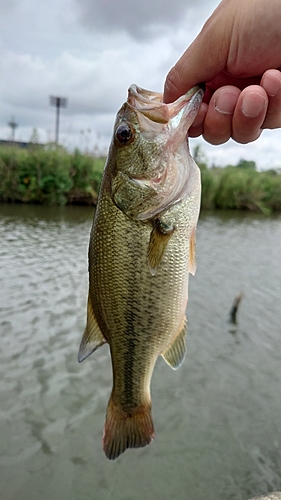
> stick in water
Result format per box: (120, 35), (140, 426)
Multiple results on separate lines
(229, 291), (243, 323)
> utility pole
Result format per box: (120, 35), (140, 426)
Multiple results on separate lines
(8, 116), (18, 143)
(49, 96), (68, 144)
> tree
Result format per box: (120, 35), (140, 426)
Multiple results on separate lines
(236, 158), (256, 170)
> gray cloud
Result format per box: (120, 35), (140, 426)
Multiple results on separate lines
(0, 0), (19, 13)
(0, 0), (278, 169)
(75, 0), (199, 39)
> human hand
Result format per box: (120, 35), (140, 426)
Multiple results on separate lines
(163, 0), (281, 145)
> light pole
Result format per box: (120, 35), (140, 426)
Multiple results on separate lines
(49, 96), (68, 144)
(8, 116), (18, 143)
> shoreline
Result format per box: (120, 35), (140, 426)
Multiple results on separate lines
(0, 146), (280, 213)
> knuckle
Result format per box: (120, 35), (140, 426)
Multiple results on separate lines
(232, 129), (262, 144)
(203, 130), (230, 145)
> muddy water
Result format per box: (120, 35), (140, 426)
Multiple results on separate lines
(0, 204), (281, 500)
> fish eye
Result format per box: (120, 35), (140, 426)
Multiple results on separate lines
(115, 123), (134, 145)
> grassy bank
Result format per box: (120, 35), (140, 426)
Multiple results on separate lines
(199, 161), (281, 214)
(0, 145), (281, 213)
(0, 146), (105, 205)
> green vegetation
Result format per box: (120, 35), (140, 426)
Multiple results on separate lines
(0, 145), (105, 205)
(0, 144), (280, 213)
(194, 146), (281, 214)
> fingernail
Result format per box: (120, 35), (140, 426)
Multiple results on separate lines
(241, 93), (266, 117)
(215, 91), (237, 114)
(262, 74), (281, 97)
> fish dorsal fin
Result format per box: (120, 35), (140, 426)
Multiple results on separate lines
(78, 297), (107, 363)
(189, 230), (197, 276)
(161, 317), (187, 370)
(147, 219), (175, 276)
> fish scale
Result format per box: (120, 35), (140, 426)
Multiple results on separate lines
(78, 84), (204, 459)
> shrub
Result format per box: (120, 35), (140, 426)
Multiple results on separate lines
(0, 146), (105, 205)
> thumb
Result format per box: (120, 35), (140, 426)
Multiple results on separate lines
(163, 4), (230, 103)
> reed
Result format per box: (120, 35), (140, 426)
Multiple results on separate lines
(0, 145), (105, 205)
(196, 156), (281, 214)
(0, 145), (280, 213)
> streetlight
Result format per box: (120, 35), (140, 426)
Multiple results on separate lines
(8, 116), (18, 143)
(49, 96), (68, 144)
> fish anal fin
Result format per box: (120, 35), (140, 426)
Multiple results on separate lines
(189, 230), (197, 276)
(103, 397), (154, 460)
(78, 297), (107, 363)
(161, 317), (187, 370)
(147, 219), (175, 275)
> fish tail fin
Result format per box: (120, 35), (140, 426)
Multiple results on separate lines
(102, 396), (154, 460)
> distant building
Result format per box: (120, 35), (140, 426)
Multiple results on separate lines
(0, 139), (44, 148)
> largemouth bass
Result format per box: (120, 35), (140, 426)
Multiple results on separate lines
(78, 84), (204, 460)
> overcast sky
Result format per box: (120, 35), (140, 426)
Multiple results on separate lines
(0, 0), (280, 169)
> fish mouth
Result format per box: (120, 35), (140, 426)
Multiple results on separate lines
(127, 86), (169, 124)
(127, 84), (203, 126)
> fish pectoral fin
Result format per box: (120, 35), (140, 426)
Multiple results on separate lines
(147, 219), (175, 275)
(189, 230), (197, 276)
(78, 297), (107, 363)
(161, 317), (187, 370)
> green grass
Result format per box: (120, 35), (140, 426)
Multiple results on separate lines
(194, 147), (281, 214)
(0, 145), (280, 213)
(198, 163), (281, 214)
(0, 145), (105, 205)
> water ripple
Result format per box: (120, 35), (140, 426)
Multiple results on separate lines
(1, 205), (281, 500)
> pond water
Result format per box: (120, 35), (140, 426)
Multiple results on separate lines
(0, 203), (281, 500)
